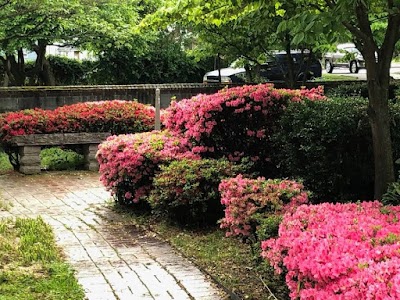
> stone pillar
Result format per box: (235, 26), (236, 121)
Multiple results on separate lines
(83, 144), (100, 171)
(18, 146), (41, 174)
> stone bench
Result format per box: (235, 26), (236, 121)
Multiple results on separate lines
(4, 132), (111, 174)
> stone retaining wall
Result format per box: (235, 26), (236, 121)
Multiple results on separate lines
(0, 84), (228, 113)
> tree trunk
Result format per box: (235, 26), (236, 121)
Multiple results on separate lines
(284, 36), (295, 88)
(34, 40), (55, 86)
(368, 80), (394, 199)
(363, 46), (395, 199)
(7, 48), (26, 86)
(350, 2), (400, 199)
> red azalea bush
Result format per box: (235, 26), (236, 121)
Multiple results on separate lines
(219, 174), (309, 240)
(0, 100), (155, 141)
(262, 201), (400, 300)
(163, 84), (325, 171)
(96, 130), (199, 205)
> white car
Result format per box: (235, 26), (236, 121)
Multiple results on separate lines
(202, 67), (246, 84)
(323, 43), (365, 74)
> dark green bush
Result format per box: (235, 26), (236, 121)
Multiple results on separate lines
(47, 56), (97, 85)
(40, 147), (84, 171)
(325, 82), (369, 98)
(271, 97), (375, 203)
(326, 82), (399, 100)
(149, 158), (246, 225)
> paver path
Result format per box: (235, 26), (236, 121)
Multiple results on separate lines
(0, 171), (228, 300)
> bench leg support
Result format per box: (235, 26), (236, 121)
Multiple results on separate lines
(83, 144), (99, 171)
(18, 146), (41, 174)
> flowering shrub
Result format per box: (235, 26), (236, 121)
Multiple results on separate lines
(262, 201), (400, 299)
(149, 158), (247, 225)
(0, 100), (155, 142)
(97, 130), (199, 205)
(219, 174), (309, 240)
(163, 84), (325, 173)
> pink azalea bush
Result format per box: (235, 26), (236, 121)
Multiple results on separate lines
(163, 84), (325, 170)
(96, 130), (199, 205)
(262, 201), (400, 299)
(0, 100), (155, 142)
(219, 174), (309, 240)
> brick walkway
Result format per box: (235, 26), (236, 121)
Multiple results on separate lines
(0, 171), (228, 300)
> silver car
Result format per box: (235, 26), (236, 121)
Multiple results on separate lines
(323, 43), (365, 74)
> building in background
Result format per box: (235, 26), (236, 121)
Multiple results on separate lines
(24, 44), (96, 61)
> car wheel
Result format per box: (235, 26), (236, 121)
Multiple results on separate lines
(325, 60), (333, 73)
(350, 61), (359, 73)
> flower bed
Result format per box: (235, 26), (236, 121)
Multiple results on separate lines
(0, 100), (155, 142)
(97, 130), (199, 204)
(262, 201), (400, 299)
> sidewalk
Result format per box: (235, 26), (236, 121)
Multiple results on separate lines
(0, 171), (228, 300)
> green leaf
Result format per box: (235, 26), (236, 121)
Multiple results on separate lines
(305, 21), (315, 32)
(291, 32), (305, 45)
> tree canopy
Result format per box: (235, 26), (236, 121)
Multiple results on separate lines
(0, 0), (151, 86)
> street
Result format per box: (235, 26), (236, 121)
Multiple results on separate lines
(322, 62), (400, 80)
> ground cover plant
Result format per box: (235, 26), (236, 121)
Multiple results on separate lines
(262, 202), (400, 300)
(0, 100), (155, 142)
(0, 217), (84, 299)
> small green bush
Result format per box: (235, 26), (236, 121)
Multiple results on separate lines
(40, 147), (84, 171)
(149, 158), (246, 225)
(0, 150), (13, 173)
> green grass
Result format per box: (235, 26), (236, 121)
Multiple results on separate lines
(317, 74), (359, 81)
(0, 217), (84, 300)
(121, 208), (289, 300)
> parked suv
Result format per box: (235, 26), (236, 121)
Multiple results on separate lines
(203, 51), (322, 83)
(260, 51), (322, 81)
(323, 43), (365, 73)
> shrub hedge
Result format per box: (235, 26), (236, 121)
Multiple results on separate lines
(163, 83), (325, 175)
(149, 158), (246, 225)
(271, 97), (374, 202)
